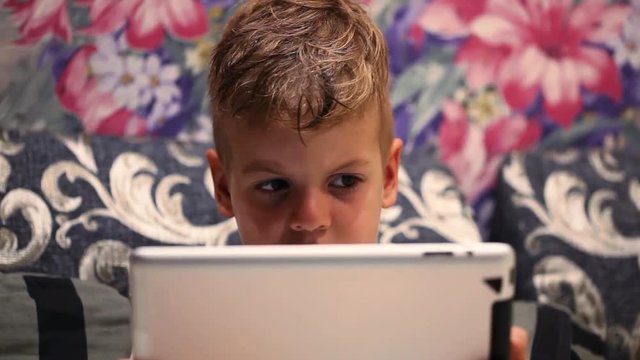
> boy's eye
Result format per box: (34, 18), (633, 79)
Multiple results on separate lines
(256, 179), (289, 192)
(330, 175), (361, 188)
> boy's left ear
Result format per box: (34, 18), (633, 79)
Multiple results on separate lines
(206, 148), (234, 218)
(382, 138), (403, 208)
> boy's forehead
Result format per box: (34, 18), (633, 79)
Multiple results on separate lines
(222, 106), (384, 166)
(226, 105), (382, 144)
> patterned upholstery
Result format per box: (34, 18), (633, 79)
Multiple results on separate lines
(491, 148), (640, 359)
(0, 129), (480, 295)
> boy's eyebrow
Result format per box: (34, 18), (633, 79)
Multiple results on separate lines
(330, 159), (371, 173)
(242, 159), (371, 175)
(242, 160), (284, 174)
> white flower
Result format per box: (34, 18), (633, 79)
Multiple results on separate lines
(89, 35), (150, 110)
(86, 34), (183, 125)
(185, 40), (214, 74)
(139, 54), (182, 127)
(94, 34), (128, 58)
(139, 55), (181, 106)
(148, 99), (181, 128)
(113, 56), (149, 110)
(612, 14), (640, 69)
(89, 36), (122, 85)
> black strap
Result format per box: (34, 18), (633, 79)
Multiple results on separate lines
(531, 304), (572, 360)
(490, 299), (512, 360)
(24, 275), (88, 360)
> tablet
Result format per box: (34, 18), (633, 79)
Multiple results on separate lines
(130, 243), (514, 360)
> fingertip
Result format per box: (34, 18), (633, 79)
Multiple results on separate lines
(510, 326), (529, 360)
(512, 326), (529, 346)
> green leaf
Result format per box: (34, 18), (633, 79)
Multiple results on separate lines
(389, 47), (458, 108)
(621, 120), (640, 150)
(390, 62), (432, 107)
(539, 116), (628, 150)
(0, 48), (77, 133)
(162, 36), (193, 66)
(372, 0), (410, 29)
(407, 63), (464, 149)
(68, 2), (91, 31)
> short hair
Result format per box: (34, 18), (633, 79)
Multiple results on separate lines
(209, 0), (392, 160)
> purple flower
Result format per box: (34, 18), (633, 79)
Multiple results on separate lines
(384, 4), (432, 75)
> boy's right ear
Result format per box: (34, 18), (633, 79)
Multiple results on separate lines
(206, 148), (234, 218)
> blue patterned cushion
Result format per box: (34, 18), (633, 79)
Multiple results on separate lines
(491, 149), (640, 360)
(0, 129), (480, 294)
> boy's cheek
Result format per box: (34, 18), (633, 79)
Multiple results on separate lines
(234, 201), (288, 235)
(335, 192), (381, 235)
(232, 185), (381, 244)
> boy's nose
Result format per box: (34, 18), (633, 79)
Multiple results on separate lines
(289, 188), (331, 233)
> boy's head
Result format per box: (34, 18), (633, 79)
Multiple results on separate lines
(207, 0), (402, 245)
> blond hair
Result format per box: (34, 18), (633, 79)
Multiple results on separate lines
(209, 0), (392, 159)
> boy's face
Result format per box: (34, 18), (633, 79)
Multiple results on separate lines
(207, 105), (402, 245)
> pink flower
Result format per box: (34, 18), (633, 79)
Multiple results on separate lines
(421, 0), (630, 127)
(438, 100), (540, 203)
(3, 0), (71, 44)
(419, 0), (488, 38)
(454, 37), (510, 90)
(55, 45), (147, 136)
(77, 0), (208, 50)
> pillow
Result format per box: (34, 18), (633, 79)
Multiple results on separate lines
(0, 129), (230, 295)
(0, 272), (130, 360)
(380, 147), (481, 244)
(0, 129), (480, 293)
(491, 148), (640, 359)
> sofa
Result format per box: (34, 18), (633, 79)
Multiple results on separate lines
(0, 127), (481, 359)
(1, 127), (639, 359)
(1, 0), (640, 357)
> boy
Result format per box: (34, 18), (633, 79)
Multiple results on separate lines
(205, 0), (528, 358)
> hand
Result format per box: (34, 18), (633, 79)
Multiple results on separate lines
(510, 326), (529, 360)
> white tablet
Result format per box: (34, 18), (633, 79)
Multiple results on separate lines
(130, 243), (515, 360)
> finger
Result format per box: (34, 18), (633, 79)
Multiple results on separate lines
(510, 326), (529, 360)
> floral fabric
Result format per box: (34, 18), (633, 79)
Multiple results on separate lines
(0, 0), (639, 231)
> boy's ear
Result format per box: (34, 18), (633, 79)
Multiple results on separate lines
(206, 148), (234, 218)
(382, 138), (403, 208)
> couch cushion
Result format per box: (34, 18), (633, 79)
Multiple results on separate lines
(0, 272), (131, 360)
(491, 148), (640, 359)
(0, 129), (480, 293)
